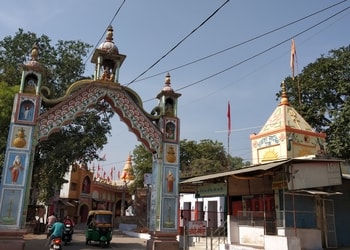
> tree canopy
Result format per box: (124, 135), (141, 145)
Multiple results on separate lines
(0, 29), (114, 202)
(282, 45), (350, 160)
(130, 139), (246, 190)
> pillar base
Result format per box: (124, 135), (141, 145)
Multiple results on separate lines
(0, 230), (26, 250)
(147, 231), (179, 250)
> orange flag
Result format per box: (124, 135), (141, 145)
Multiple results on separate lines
(290, 39), (296, 80)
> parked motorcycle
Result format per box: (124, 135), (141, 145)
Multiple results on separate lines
(63, 223), (73, 245)
(49, 237), (62, 250)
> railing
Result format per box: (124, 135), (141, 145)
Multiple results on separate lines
(237, 211), (277, 235)
(207, 219), (227, 250)
(182, 219), (227, 250)
(236, 209), (318, 235)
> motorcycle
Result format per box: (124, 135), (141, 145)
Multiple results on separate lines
(49, 237), (62, 250)
(63, 223), (73, 245)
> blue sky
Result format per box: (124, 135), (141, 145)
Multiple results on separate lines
(1, 1), (350, 175)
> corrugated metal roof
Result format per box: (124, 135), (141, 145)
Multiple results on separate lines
(180, 159), (291, 184)
(180, 158), (343, 184)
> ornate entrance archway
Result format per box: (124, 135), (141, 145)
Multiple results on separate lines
(0, 26), (180, 249)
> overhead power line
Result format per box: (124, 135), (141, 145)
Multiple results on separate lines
(141, 3), (350, 102)
(83, 0), (126, 67)
(126, 0), (230, 86)
(132, 0), (348, 84)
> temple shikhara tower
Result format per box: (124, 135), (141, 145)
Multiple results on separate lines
(250, 82), (327, 164)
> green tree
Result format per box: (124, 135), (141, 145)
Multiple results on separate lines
(180, 139), (235, 178)
(282, 45), (350, 160)
(0, 29), (91, 96)
(33, 103), (114, 201)
(130, 139), (247, 190)
(129, 145), (153, 192)
(0, 29), (113, 202)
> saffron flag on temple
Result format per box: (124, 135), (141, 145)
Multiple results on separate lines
(227, 101), (231, 137)
(290, 38), (296, 80)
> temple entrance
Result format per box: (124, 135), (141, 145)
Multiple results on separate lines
(0, 26), (181, 250)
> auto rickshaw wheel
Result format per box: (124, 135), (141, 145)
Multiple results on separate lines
(100, 241), (107, 248)
(85, 239), (89, 245)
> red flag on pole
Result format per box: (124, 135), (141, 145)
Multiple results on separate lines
(227, 101), (231, 137)
(290, 39), (296, 80)
(110, 167), (114, 178)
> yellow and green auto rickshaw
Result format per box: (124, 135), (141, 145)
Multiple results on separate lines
(85, 210), (113, 248)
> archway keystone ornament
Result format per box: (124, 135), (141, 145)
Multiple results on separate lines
(0, 26), (181, 250)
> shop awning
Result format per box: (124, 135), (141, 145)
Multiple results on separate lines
(58, 199), (75, 207)
(299, 190), (343, 196)
(180, 159), (291, 184)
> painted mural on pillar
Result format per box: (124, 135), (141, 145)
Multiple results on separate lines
(0, 189), (23, 227)
(3, 152), (28, 186)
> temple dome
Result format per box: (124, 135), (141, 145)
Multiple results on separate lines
(98, 25), (119, 54)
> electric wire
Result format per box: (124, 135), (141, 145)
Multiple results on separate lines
(125, 0), (230, 86)
(129, 0), (348, 84)
(91, 2), (348, 165)
(83, 0), (126, 68)
(140, 4), (350, 102)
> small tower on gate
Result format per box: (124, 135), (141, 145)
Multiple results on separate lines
(91, 25), (126, 83)
(147, 73), (181, 249)
(20, 43), (45, 95)
(156, 73), (181, 118)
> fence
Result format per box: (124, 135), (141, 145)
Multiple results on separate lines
(181, 218), (227, 250)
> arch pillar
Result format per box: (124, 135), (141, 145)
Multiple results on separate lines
(147, 73), (181, 250)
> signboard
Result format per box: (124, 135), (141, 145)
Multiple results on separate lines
(197, 183), (227, 197)
(188, 220), (207, 236)
(287, 162), (342, 190)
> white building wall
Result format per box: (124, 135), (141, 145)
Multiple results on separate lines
(179, 193), (226, 228)
(60, 165), (72, 198)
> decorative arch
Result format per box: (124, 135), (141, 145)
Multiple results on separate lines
(0, 31), (181, 248)
(37, 80), (162, 154)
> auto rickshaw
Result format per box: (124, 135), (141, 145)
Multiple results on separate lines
(85, 210), (113, 248)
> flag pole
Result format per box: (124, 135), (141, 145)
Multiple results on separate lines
(290, 38), (301, 109)
(227, 101), (231, 157)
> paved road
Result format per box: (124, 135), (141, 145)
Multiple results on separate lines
(24, 230), (147, 250)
